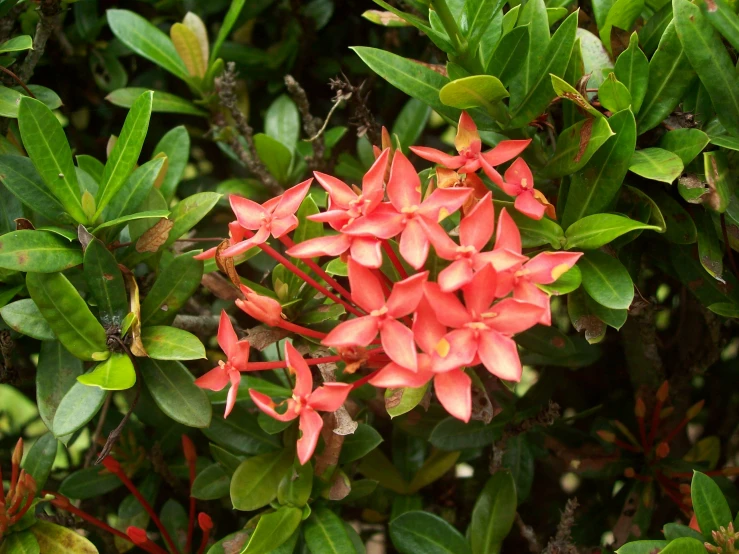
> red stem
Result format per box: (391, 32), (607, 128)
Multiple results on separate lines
(662, 418), (689, 445)
(244, 230), (364, 317)
(245, 355), (344, 371)
(382, 241), (408, 279)
(614, 439), (641, 453)
(102, 458), (179, 554)
(278, 320), (328, 339)
(196, 528), (211, 554)
(278, 235), (357, 304)
(45, 493), (134, 545)
(351, 369), (383, 389)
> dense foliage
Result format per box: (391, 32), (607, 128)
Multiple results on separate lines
(0, 0), (738, 553)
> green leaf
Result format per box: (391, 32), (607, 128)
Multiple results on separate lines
(703, 150), (731, 214)
(696, 211), (723, 281)
(562, 109), (636, 228)
(77, 353), (136, 390)
(372, 0), (454, 53)
(629, 148), (684, 183)
(165, 192), (221, 247)
(439, 75), (509, 110)
(339, 423), (383, 464)
(0, 531), (39, 554)
(599, 0), (644, 55)
(509, 0), (549, 103)
(139, 358), (212, 428)
(565, 213), (661, 250)
(28, 521), (98, 554)
(577, 28), (614, 91)
(277, 460), (312, 507)
(663, 523), (706, 542)
(58, 467), (121, 499)
(390, 511), (471, 554)
(0, 299), (55, 340)
(649, 188), (697, 243)
(636, 21), (696, 134)
(486, 27), (529, 85)
(598, 73), (632, 113)
(160, 500), (188, 554)
(0, 230), (83, 273)
(615, 541), (668, 554)
(141, 326), (205, 360)
(83, 238), (128, 327)
(658, 128), (709, 166)
(585, 292), (628, 329)
(501, 435), (534, 501)
(508, 10), (578, 128)
(106, 88), (207, 117)
(430, 417), (503, 450)
(550, 74), (602, 118)
(660, 538), (708, 554)
(230, 449), (294, 511)
(516, 325), (577, 357)
(579, 250), (634, 309)
(211, 0), (246, 62)
(106, 10), (189, 81)
(385, 383), (430, 418)
(76, 155), (104, 183)
(17, 97), (87, 224)
(203, 405), (281, 455)
(26, 272), (108, 360)
(253, 133), (292, 184)
(708, 302), (739, 317)
(95, 90), (153, 218)
(140, 253), (203, 326)
(639, 3), (673, 55)
(543, 116), (614, 178)
(699, 0), (739, 51)
(469, 470), (517, 554)
(52, 380), (106, 437)
(192, 464), (231, 500)
(495, 201), (565, 248)
(36, 341), (83, 430)
(673, 0), (739, 137)
(392, 98), (431, 153)
(244, 507), (303, 554)
(0, 35), (31, 53)
(266, 95), (300, 152)
(304, 507), (357, 554)
(93, 210), (171, 234)
(614, 33), (649, 113)
(102, 157), (166, 224)
(356, 449), (409, 494)
(464, 0), (506, 48)
(692, 471), (732, 535)
(22, 432), (58, 490)
(153, 126), (190, 202)
(408, 450), (460, 493)
(0, 155), (67, 223)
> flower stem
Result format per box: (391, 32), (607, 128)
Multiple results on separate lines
(45, 493), (134, 546)
(278, 319), (328, 340)
(382, 241), (408, 280)
(245, 355), (344, 371)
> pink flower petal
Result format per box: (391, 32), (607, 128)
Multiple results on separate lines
(462, 264), (498, 315)
(217, 310), (238, 356)
(194, 246), (217, 260)
(308, 382), (352, 412)
(387, 151), (422, 211)
(409, 146), (464, 169)
(273, 179), (312, 219)
(434, 370), (472, 422)
(493, 208), (522, 254)
(350, 237), (383, 268)
(342, 211), (405, 240)
(194, 365), (230, 391)
(418, 188), (472, 220)
(514, 191), (547, 220)
(386, 271), (428, 318)
(438, 259), (474, 292)
(285, 341), (313, 397)
(504, 157), (534, 188)
(363, 149), (390, 210)
(514, 280), (551, 326)
(432, 328), (476, 372)
(399, 219), (429, 270)
(421, 218), (458, 260)
(314, 172), (357, 208)
(297, 408), (323, 465)
(322, 316), (379, 347)
(230, 195), (268, 230)
(369, 362), (432, 388)
(380, 318), (418, 371)
(249, 390), (299, 422)
(224, 370), (241, 418)
(523, 252), (583, 285)
(270, 214), (299, 238)
(348, 258), (386, 312)
(286, 234), (351, 259)
(483, 140), (532, 166)
(477, 330), (522, 382)
(460, 192), (494, 251)
(230, 341), (251, 371)
(486, 298), (545, 335)
(222, 226), (269, 257)
(424, 281), (472, 328)
(413, 297), (447, 356)
(479, 156), (506, 187)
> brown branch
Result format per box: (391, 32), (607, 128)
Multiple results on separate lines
(285, 74), (325, 170)
(216, 62), (283, 196)
(329, 75), (381, 145)
(516, 512), (542, 553)
(543, 498), (580, 554)
(18, 0), (63, 83)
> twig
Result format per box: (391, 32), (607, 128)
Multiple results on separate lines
(721, 214), (738, 278)
(84, 393), (111, 468)
(216, 62), (283, 196)
(515, 512), (541, 553)
(329, 75), (381, 145)
(543, 498), (580, 554)
(285, 75), (325, 169)
(18, 0), (63, 83)
(0, 66), (34, 98)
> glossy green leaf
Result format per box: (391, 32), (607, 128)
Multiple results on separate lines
(639, 3), (673, 55)
(52, 380), (106, 437)
(516, 325), (577, 357)
(562, 109), (636, 228)
(102, 157), (166, 225)
(277, 460), (312, 507)
(636, 21), (696, 134)
(244, 507), (303, 554)
(577, 28), (614, 91)
(26, 272), (108, 361)
(76, 154), (104, 183)
(501, 435), (534, 501)
(231, 449), (294, 511)
(339, 423), (384, 463)
(28, 521), (98, 554)
(77, 353), (135, 390)
(614, 33), (649, 112)
(649, 188), (696, 243)
(599, 0), (644, 55)
(508, 10), (577, 128)
(58, 467), (121, 499)
(486, 26), (529, 85)
(106, 10), (189, 81)
(703, 150), (731, 214)
(658, 128), (709, 166)
(253, 133), (292, 184)
(565, 213), (661, 250)
(543, 116), (614, 178)
(266, 95), (300, 152)
(599, 73), (632, 113)
(153, 126), (190, 201)
(408, 450), (460, 493)
(192, 463), (231, 500)
(550, 74), (602, 118)
(391, 511), (471, 554)
(708, 302), (739, 318)
(464, 0), (506, 48)
(430, 417), (503, 450)
(211, 0), (245, 62)
(579, 250), (634, 309)
(392, 98), (431, 153)
(373, 0), (454, 53)
(0, 155), (67, 222)
(509, 0), (549, 103)
(495, 201), (565, 248)
(663, 523), (706, 542)
(93, 210), (171, 234)
(695, 211), (723, 281)
(0, 531), (39, 554)
(0, 35), (31, 53)
(140, 253), (203, 326)
(36, 341), (83, 430)
(164, 192), (221, 247)
(692, 471), (732, 534)
(95, 91), (153, 218)
(160, 500), (188, 554)
(107, 88), (208, 119)
(585, 292), (628, 329)
(139, 358), (212, 428)
(469, 470), (517, 554)
(83, 238), (127, 327)
(17, 97), (87, 223)
(616, 541), (668, 554)
(0, 299), (55, 340)
(629, 148), (683, 183)
(699, 0), (739, 51)
(440, 75), (509, 110)
(141, 326), (205, 360)
(22, 432), (57, 490)
(660, 538), (708, 554)
(203, 405), (281, 455)
(304, 506), (357, 554)
(673, 0), (739, 137)
(384, 383), (430, 418)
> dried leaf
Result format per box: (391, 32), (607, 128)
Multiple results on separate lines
(77, 224), (93, 251)
(119, 264), (147, 356)
(136, 218), (174, 253)
(216, 239), (241, 288)
(14, 218), (34, 231)
(152, 152), (170, 189)
(201, 272), (244, 301)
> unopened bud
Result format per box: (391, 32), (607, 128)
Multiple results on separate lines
(624, 467), (636, 478)
(126, 527), (151, 546)
(635, 398), (647, 418)
(198, 512), (213, 532)
(12, 438), (23, 467)
(597, 430), (615, 443)
(687, 400), (705, 420)
(656, 442), (670, 458)
(657, 381), (669, 403)
(182, 435), (197, 464)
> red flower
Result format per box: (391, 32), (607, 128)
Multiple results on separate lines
(222, 179), (312, 257)
(249, 342), (352, 465)
(423, 194), (526, 292)
(194, 311), (252, 417)
(322, 258), (427, 370)
(499, 158), (554, 221)
(194, 220), (244, 261)
(370, 298), (473, 422)
(410, 112), (530, 186)
(235, 285), (283, 326)
(286, 232), (383, 268)
(342, 151), (471, 269)
(424, 265), (544, 382)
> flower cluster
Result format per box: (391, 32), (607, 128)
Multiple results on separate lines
(194, 112), (582, 465)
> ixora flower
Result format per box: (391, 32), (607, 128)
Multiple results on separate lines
(194, 311), (253, 417)
(222, 178), (312, 257)
(499, 158), (555, 221)
(433, 166), (488, 214)
(370, 298), (474, 422)
(410, 111), (530, 187)
(194, 220), (244, 261)
(423, 194), (527, 292)
(235, 284), (283, 327)
(249, 342), (352, 465)
(322, 259), (428, 370)
(425, 265), (544, 381)
(342, 151), (471, 269)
